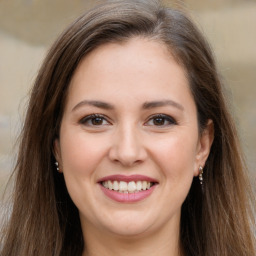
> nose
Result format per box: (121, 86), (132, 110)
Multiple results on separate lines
(108, 124), (147, 167)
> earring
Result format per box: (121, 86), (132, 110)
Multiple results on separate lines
(55, 161), (60, 172)
(199, 166), (203, 185)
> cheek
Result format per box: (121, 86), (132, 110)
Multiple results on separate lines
(59, 128), (109, 182)
(150, 133), (198, 182)
(59, 129), (107, 211)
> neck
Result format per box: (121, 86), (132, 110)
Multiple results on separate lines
(81, 219), (183, 256)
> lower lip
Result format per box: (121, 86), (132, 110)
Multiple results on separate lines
(100, 185), (156, 203)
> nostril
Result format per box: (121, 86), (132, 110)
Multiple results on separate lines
(108, 145), (147, 167)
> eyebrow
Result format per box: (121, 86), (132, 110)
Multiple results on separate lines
(72, 99), (184, 112)
(72, 100), (114, 111)
(142, 100), (184, 111)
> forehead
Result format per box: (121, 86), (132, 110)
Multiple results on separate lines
(65, 37), (194, 112)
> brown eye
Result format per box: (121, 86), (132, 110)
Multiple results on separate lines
(80, 114), (110, 126)
(145, 114), (177, 127)
(91, 117), (104, 125)
(153, 117), (166, 126)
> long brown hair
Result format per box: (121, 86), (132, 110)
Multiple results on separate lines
(1, 1), (255, 255)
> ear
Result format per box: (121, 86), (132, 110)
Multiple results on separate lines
(194, 119), (214, 176)
(53, 138), (63, 173)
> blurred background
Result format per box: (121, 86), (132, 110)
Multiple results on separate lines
(0, 0), (256, 196)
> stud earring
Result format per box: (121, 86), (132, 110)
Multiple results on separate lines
(55, 161), (60, 172)
(199, 166), (203, 185)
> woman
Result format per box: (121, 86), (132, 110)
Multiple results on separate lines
(1, 0), (255, 255)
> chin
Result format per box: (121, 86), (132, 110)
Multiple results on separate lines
(106, 223), (152, 237)
(96, 210), (158, 237)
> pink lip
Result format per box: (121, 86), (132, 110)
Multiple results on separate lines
(99, 185), (157, 203)
(98, 175), (158, 203)
(98, 174), (158, 183)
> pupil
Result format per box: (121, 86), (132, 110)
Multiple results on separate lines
(154, 117), (164, 125)
(92, 117), (103, 125)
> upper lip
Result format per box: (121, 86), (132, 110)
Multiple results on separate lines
(98, 174), (158, 183)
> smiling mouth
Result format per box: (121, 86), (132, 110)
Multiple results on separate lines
(101, 180), (156, 193)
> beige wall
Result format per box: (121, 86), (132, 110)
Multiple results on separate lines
(0, 0), (256, 194)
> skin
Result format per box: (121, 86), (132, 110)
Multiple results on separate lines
(55, 37), (214, 256)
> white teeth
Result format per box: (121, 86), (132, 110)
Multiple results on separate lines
(101, 180), (154, 193)
(103, 181), (108, 188)
(136, 181), (142, 190)
(108, 180), (113, 190)
(113, 181), (119, 191)
(127, 181), (136, 192)
(119, 181), (127, 191)
(142, 181), (147, 190)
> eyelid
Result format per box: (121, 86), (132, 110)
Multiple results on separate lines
(78, 113), (177, 127)
(144, 114), (177, 126)
(79, 114), (112, 126)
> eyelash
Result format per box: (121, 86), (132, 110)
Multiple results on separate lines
(79, 114), (111, 126)
(79, 113), (177, 127)
(145, 114), (177, 127)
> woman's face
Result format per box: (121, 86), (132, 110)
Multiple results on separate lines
(55, 37), (213, 238)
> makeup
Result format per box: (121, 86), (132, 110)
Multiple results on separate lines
(98, 175), (158, 203)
